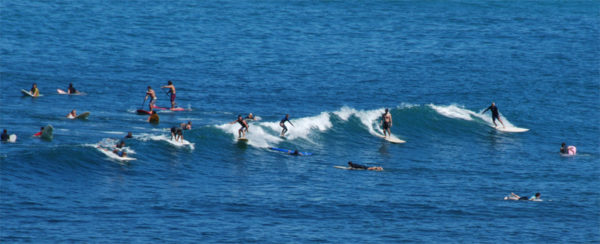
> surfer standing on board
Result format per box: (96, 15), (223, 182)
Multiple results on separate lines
(380, 108), (392, 138)
(481, 102), (505, 128)
(145, 86), (157, 111)
(280, 114), (294, 137)
(230, 115), (249, 138)
(161, 80), (176, 109)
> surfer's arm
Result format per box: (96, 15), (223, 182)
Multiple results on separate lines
(481, 106), (491, 114)
(289, 121), (294, 127)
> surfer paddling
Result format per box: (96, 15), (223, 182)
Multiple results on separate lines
(161, 80), (176, 109)
(380, 108), (392, 137)
(145, 86), (157, 111)
(482, 102), (505, 128)
(348, 161), (383, 171)
(505, 192), (541, 201)
(230, 115), (249, 138)
(280, 114), (294, 137)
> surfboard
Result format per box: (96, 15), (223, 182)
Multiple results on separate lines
(96, 146), (136, 161)
(7, 134), (17, 143)
(165, 138), (195, 149)
(238, 137), (248, 142)
(334, 166), (354, 170)
(57, 89), (85, 95)
(493, 126), (529, 133)
(75, 112), (90, 120)
(41, 125), (53, 140)
(21, 89), (42, 97)
(376, 134), (406, 144)
(152, 105), (186, 111)
(268, 147), (312, 155)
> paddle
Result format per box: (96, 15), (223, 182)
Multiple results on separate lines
(140, 97), (147, 109)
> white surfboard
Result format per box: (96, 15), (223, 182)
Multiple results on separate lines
(334, 166), (355, 170)
(21, 89), (42, 97)
(8, 134), (17, 142)
(96, 146), (136, 161)
(165, 138), (195, 150)
(492, 126), (529, 133)
(57, 89), (85, 95)
(376, 134), (406, 144)
(238, 137), (249, 142)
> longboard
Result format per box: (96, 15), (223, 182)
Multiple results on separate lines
(21, 89), (42, 97)
(136, 109), (152, 115)
(334, 166), (354, 170)
(96, 146), (136, 161)
(268, 147), (312, 156)
(376, 135), (406, 144)
(151, 105), (186, 111)
(41, 125), (53, 140)
(165, 138), (195, 149)
(75, 112), (90, 120)
(57, 89), (85, 95)
(493, 126), (529, 133)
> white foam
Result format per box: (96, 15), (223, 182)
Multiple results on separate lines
(87, 143), (136, 161)
(428, 104), (527, 131)
(333, 106), (393, 138)
(137, 133), (195, 150)
(103, 131), (124, 135)
(216, 123), (282, 148)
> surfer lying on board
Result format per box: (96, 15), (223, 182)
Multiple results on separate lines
(171, 126), (184, 142)
(505, 192), (541, 201)
(30, 83), (39, 97)
(181, 121), (192, 130)
(1, 129), (8, 141)
(66, 109), (77, 119)
(481, 102), (505, 128)
(287, 150), (304, 156)
(348, 161), (383, 171)
(145, 86), (157, 111)
(230, 115), (248, 138)
(380, 108), (392, 137)
(161, 80), (176, 109)
(98, 146), (128, 158)
(116, 140), (125, 149)
(67, 83), (78, 94)
(280, 114), (294, 137)
(33, 127), (44, 137)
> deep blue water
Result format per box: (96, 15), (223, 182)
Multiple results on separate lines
(1, 1), (599, 242)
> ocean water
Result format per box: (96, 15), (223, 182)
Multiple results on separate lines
(1, 1), (599, 242)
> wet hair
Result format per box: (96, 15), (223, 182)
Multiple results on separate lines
(561, 142), (566, 147)
(347, 161), (352, 165)
(148, 86), (152, 89)
(535, 193), (541, 197)
(168, 80), (172, 85)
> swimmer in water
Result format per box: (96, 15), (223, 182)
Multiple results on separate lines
(347, 161), (383, 171)
(125, 132), (133, 139)
(230, 115), (249, 138)
(481, 102), (505, 128)
(280, 114), (294, 137)
(181, 121), (192, 130)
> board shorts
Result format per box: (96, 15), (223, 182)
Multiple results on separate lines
(170, 93), (176, 102)
(383, 121), (390, 130)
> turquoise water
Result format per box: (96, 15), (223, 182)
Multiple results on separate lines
(1, 1), (599, 242)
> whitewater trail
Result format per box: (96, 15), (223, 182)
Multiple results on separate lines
(428, 104), (527, 130)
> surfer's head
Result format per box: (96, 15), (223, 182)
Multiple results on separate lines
(561, 142), (566, 147)
(535, 193), (541, 198)
(32, 83), (37, 88)
(385, 108), (389, 113)
(69, 83), (73, 87)
(492, 102), (495, 106)
(347, 161), (352, 166)
(147, 86), (152, 90)
(168, 80), (172, 85)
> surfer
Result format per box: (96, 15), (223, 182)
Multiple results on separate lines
(171, 126), (183, 142)
(145, 86), (157, 111)
(116, 140), (125, 149)
(148, 111), (159, 124)
(181, 121), (192, 130)
(245, 113), (257, 121)
(560, 142), (576, 155)
(66, 109), (77, 119)
(125, 132), (133, 139)
(1, 129), (8, 141)
(348, 161), (383, 171)
(230, 115), (248, 138)
(30, 83), (39, 97)
(161, 80), (176, 109)
(98, 146), (127, 158)
(380, 108), (392, 137)
(481, 102), (505, 128)
(505, 192), (541, 201)
(288, 150), (304, 156)
(67, 83), (78, 94)
(33, 127), (44, 137)
(280, 114), (294, 137)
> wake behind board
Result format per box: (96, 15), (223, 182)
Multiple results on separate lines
(75, 112), (90, 120)
(21, 89), (42, 97)
(41, 125), (53, 140)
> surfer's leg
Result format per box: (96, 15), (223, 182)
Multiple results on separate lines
(492, 116), (497, 127)
(497, 116), (505, 127)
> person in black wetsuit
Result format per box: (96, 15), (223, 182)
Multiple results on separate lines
(481, 102), (505, 128)
(1, 129), (9, 141)
(347, 161), (383, 171)
(280, 114), (294, 137)
(560, 143), (568, 154)
(67, 83), (78, 94)
(170, 126), (183, 142)
(230, 115), (249, 138)
(125, 132), (133, 139)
